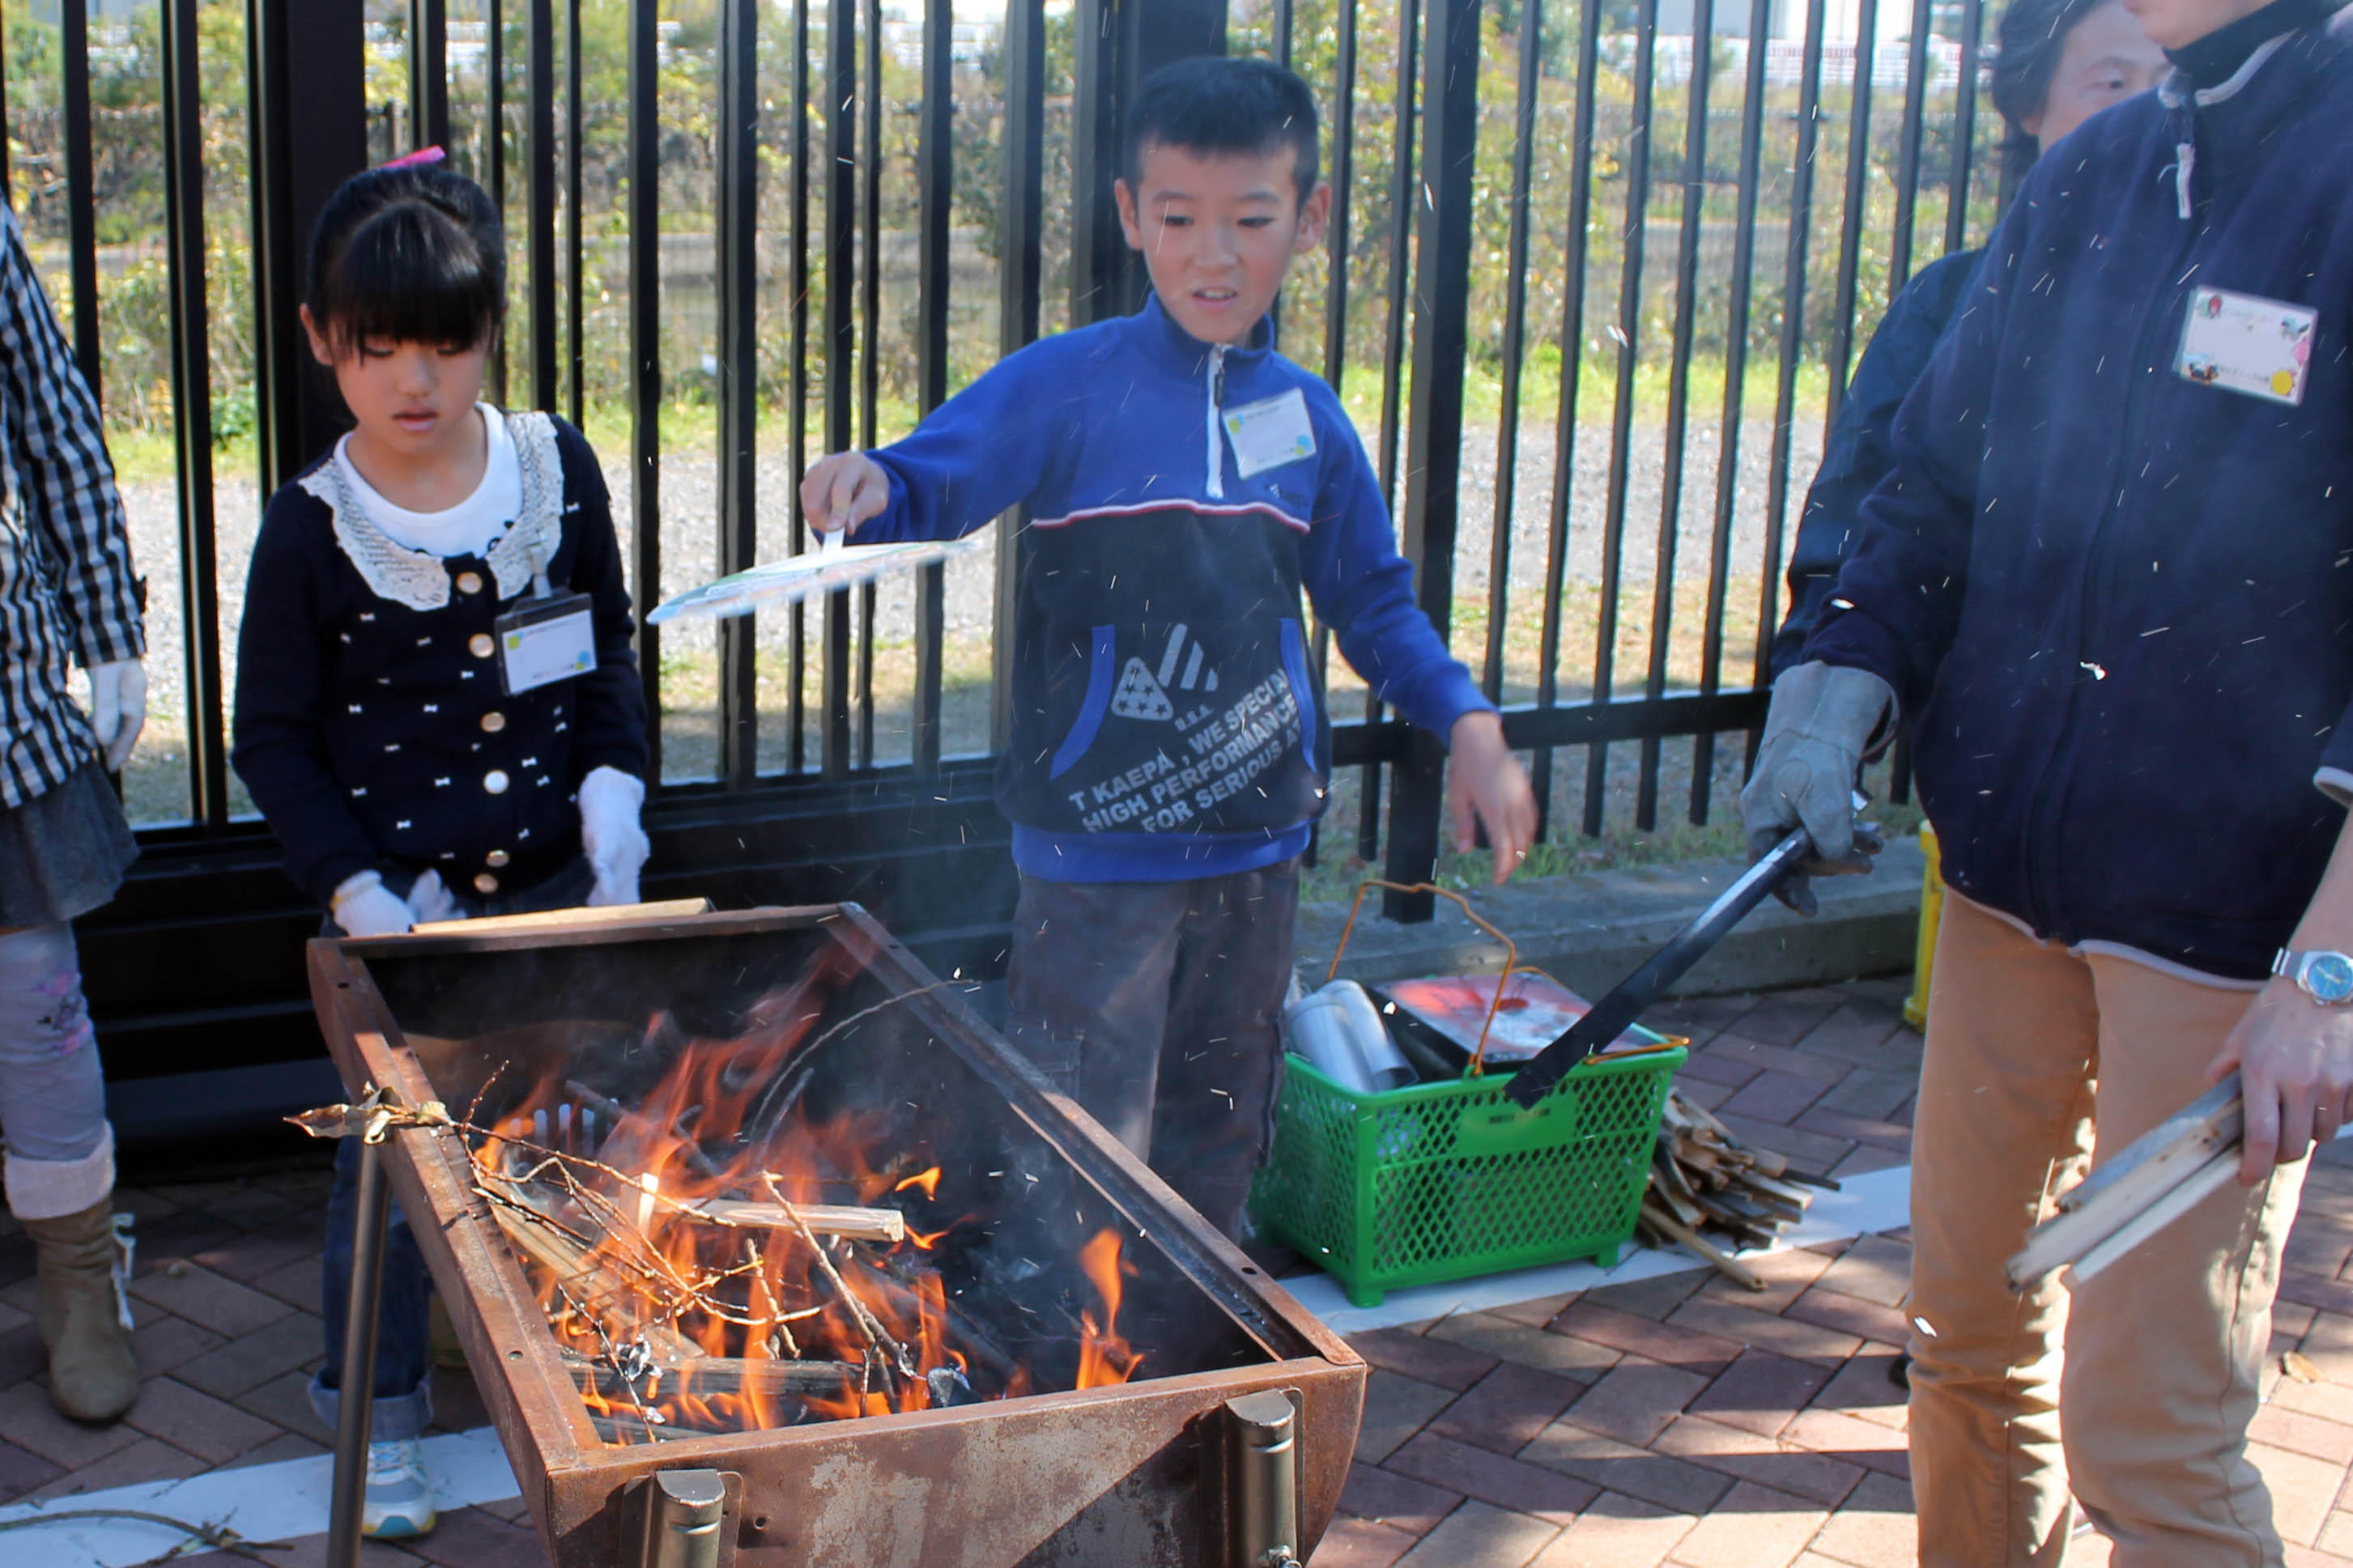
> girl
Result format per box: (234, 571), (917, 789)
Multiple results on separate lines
(231, 156), (648, 1538)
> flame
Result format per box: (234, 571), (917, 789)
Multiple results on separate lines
(1074, 1230), (1144, 1389)
(474, 957), (1152, 1443)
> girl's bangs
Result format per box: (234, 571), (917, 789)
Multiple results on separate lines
(321, 206), (502, 353)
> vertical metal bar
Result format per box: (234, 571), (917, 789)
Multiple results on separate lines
(1750, 0), (1828, 720)
(0, 6), (11, 209)
(629, 0), (662, 784)
(857, 0), (883, 767)
(566, 0), (585, 429)
(1531, 0), (1603, 843)
(527, 0), (558, 410)
(1360, 0), (1420, 865)
(164, 0), (225, 831)
(992, 0), (1045, 758)
(823, 0), (855, 777)
(717, 0), (760, 788)
(1481, 0), (1544, 707)
(1274, 0), (1295, 66)
(1945, 0), (1985, 252)
(61, 0), (100, 398)
(410, 0), (450, 151)
(789, 0), (813, 772)
(1634, 0), (1712, 832)
(1823, 0), (1878, 423)
(1581, 0), (1658, 839)
(487, 0), (507, 405)
(1069, 0), (1125, 325)
(325, 1137), (390, 1568)
(1887, 0), (1932, 289)
(1689, 0), (1773, 824)
(912, 0), (953, 776)
(1380, 0), (1481, 922)
(1306, 0), (1356, 872)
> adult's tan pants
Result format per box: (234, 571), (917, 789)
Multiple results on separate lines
(1909, 890), (2306, 1566)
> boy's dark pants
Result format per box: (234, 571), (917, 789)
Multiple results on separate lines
(1004, 860), (1298, 1239)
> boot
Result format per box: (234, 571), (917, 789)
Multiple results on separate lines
(21, 1199), (138, 1422)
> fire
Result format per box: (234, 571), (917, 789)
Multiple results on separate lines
(1074, 1229), (1144, 1389)
(466, 958), (1151, 1443)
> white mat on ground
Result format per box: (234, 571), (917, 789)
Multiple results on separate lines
(0, 1426), (518, 1568)
(1274, 1162), (1914, 1333)
(0, 1163), (1915, 1564)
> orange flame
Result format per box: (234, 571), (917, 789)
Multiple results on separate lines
(894, 1167), (942, 1200)
(1074, 1230), (1144, 1389)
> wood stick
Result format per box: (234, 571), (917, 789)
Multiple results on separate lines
(564, 1352), (860, 1399)
(676, 1197), (905, 1244)
(2058, 1074), (2241, 1214)
(1640, 1201), (1765, 1290)
(2065, 1149), (2241, 1285)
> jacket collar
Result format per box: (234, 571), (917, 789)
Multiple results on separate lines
(2164, 0), (2342, 89)
(1130, 291), (1278, 380)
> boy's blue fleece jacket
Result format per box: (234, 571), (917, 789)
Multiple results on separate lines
(1806, 10), (2353, 980)
(857, 294), (1489, 882)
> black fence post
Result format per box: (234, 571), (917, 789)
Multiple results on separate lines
(248, 0), (367, 492)
(1381, 0), (1483, 925)
(1070, 0), (1226, 328)
(912, 0), (954, 778)
(717, 0), (760, 788)
(628, 0), (662, 784)
(409, 0), (449, 153)
(991, 0), (1045, 759)
(164, 0), (225, 834)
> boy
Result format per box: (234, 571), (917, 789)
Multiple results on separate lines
(802, 57), (1535, 1236)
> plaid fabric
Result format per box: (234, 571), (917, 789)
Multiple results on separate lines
(0, 204), (143, 809)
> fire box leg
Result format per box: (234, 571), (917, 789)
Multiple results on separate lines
(1226, 1392), (1304, 1568)
(327, 1135), (393, 1568)
(637, 1469), (728, 1568)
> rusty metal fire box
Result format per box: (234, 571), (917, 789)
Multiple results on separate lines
(308, 903), (1365, 1568)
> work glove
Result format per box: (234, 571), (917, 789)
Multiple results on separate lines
(86, 660), (147, 773)
(579, 766), (649, 907)
(1738, 661), (1896, 916)
(404, 869), (463, 926)
(330, 870), (419, 938)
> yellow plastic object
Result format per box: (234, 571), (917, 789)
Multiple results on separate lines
(1904, 825), (1942, 1030)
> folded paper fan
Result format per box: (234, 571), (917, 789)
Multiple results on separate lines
(645, 535), (980, 625)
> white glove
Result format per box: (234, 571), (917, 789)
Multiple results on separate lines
(86, 660), (147, 773)
(405, 869), (464, 926)
(330, 870), (416, 937)
(578, 767), (649, 907)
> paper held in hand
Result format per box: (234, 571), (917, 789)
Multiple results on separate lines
(645, 535), (981, 626)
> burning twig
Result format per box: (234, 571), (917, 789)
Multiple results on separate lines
(762, 1171), (916, 1382)
(677, 1196), (904, 1243)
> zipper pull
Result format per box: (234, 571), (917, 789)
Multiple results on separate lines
(2176, 139), (2196, 221)
(1206, 344), (1228, 499)
(1211, 344), (1228, 407)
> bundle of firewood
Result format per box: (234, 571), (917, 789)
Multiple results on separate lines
(1636, 1090), (1835, 1290)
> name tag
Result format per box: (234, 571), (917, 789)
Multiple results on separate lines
(496, 593), (597, 695)
(1221, 389), (1318, 479)
(2177, 287), (2317, 406)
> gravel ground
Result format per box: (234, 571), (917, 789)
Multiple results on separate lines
(111, 410), (1827, 824)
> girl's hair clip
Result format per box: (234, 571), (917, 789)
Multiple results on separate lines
(378, 145), (446, 171)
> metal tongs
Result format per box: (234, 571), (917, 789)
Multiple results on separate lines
(2006, 1073), (2245, 1290)
(1504, 792), (1871, 1109)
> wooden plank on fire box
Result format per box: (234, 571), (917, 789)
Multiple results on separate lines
(412, 898), (717, 936)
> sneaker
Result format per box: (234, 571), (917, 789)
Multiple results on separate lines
(361, 1436), (438, 1539)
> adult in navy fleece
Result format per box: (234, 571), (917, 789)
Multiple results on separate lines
(852, 291), (1490, 882)
(1745, 0), (2353, 1559)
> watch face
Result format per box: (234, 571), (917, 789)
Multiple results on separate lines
(2308, 953), (2353, 1004)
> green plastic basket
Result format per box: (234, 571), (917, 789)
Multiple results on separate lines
(1249, 1037), (1686, 1308)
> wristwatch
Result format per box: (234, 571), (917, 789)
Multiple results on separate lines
(2274, 949), (2353, 1005)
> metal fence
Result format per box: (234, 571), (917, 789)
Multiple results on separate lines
(3, 0), (2005, 1122)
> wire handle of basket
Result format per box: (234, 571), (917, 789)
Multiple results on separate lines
(1325, 880), (1519, 1077)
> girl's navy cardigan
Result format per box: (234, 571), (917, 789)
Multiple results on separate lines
(231, 414), (646, 909)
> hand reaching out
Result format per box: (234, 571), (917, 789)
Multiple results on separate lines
(1448, 711), (1538, 885)
(798, 452), (891, 539)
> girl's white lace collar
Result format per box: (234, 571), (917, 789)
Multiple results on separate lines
(302, 409), (564, 611)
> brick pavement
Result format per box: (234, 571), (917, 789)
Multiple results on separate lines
(6, 974), (2353, 1566)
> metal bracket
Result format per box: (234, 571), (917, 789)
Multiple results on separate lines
(1225, 1391), (1304, 1568)
(635, 1468), (729, 1568)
